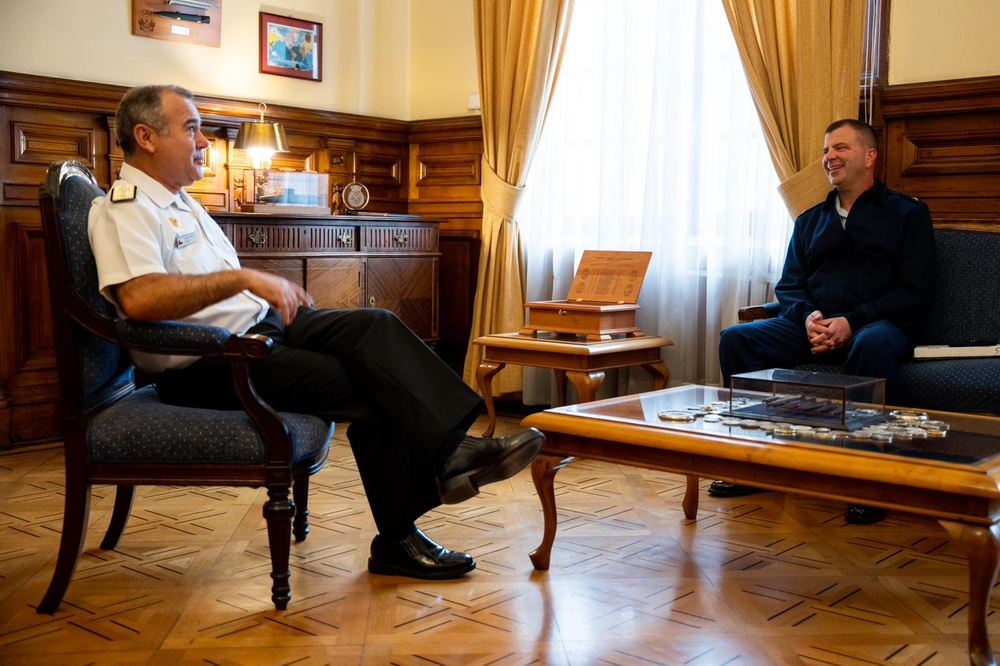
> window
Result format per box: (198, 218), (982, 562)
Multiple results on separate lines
(519, 0), (790, 398)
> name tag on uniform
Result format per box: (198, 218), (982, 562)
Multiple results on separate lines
(175, 231), (197, 248)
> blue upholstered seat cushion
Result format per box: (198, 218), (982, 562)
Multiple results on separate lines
(87, 386), (333, 464)
(899, 359), (1000, 415)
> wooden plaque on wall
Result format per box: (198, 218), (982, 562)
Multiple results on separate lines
(131, 0), (222, 47)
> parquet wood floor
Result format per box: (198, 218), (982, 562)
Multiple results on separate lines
(0, 412), (993, 665)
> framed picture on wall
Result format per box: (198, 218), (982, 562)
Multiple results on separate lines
(259, 12), (322, 81)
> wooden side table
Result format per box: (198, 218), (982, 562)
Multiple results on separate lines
(472, 332), (672, 436)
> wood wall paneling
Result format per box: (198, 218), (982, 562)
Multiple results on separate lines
(8, 219), (60, 444)
(437, 231), (480, 374)
(882, 75), (1000, 231)
(0, 96), (113, 448)
(407, 118), (485, 372)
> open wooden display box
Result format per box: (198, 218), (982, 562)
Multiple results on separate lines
(520, 250), (652, 341)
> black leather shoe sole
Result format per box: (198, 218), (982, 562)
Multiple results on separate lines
(438, 429), (544, 504)
(708, 480), (764, 498)
(845, 504), (885, 525)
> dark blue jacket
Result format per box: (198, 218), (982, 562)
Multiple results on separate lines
(774, 179), (935, 335)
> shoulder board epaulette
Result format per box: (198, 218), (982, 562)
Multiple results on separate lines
(110, 183), (136, 203)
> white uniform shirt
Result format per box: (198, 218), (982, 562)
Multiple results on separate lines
(88, 162), (268, 372)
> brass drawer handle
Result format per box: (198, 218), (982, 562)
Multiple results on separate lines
(393, 232), (409, 245)
(368, 296), (376, 307)
(247, 230), (267, 245)
(337, 231), (353, 245)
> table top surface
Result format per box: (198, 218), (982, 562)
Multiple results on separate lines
(524, 385), (1000, 495)
(475, 332), (672, 353)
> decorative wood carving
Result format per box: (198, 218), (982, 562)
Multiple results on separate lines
(12, 122), (95, 167)
(416, 153), (481, 187)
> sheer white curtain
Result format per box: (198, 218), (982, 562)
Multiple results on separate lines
(519, 0), (792, 405)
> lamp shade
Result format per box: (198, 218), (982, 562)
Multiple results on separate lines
(233, 121), (289, 153)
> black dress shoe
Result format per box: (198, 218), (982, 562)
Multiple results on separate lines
(368, 528), (476, 580)
(437, 428), (545, 504)
(708, 480), (765, 498)
(845, 504), (885, 525)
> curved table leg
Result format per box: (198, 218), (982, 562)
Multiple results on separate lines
(476, 360), (505, 437)
(529, 453), (574, 571)
(565, 370), (606, 404)
(553, 369), (568, 407)
(940, 520), (1000, 666)
(641, 361), (670, 389)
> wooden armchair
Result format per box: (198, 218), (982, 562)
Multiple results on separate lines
(36, 160), (334, 613)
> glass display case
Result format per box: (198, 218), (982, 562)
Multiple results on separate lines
(241, 169), (330, 214)
(727, 368), (886, 431)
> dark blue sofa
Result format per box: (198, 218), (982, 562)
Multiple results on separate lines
(736, 228), (1000, 416)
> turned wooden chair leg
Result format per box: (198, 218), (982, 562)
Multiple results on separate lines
(100, 485), (135, 550)
(292, 476), (309, 543)
(38, 477), (92, 614)
(263, 485), (295, 610)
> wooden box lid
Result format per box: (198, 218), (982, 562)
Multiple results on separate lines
(563, 250), (652, 305)
(521, 251), (652, 339)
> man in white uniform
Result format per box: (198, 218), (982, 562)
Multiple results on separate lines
(89, 84), (543, 580)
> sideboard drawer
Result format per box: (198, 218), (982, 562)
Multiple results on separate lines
(304, 225), (359, 252)
(231, 224), (303, 253)
(362, 224), (438, 252)
(232, 224), (359, 253)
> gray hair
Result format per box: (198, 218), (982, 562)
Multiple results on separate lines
(115, 84), (194, 157)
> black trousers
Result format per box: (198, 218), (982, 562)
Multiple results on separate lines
(155, 307), (483, 537)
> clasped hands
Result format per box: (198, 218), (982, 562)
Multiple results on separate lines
(806, 310), (851, 354)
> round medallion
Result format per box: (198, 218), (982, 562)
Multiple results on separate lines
(658, 410), (695, 423)
(343, 182), (370, 210)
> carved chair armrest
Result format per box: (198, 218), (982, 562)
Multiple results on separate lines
(115, 319), (273, 360)
(115, 319), (290, 459)
(738, 302), (780, 323)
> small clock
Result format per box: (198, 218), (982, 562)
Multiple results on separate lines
(343, 182), (370, 211)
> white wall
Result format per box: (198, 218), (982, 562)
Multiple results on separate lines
(888, 0), (1000, 84)
(1, 1), (998, 120)
(409, 0), (480, 120)
(0, 0), (477, 120)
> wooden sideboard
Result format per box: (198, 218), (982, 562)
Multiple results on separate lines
(214, 212), (440, 341)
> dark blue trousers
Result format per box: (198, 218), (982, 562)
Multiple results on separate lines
(718, 317), (913, 404)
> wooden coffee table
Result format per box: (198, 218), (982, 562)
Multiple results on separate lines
(523, 385), (1000, 666)
(472, 332), (671, 436)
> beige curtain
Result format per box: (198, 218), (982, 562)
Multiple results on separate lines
(722, 0), (866, 219)
(462, 0), (575, 393)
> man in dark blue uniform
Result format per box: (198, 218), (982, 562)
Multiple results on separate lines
(713, 119), (936, 524)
